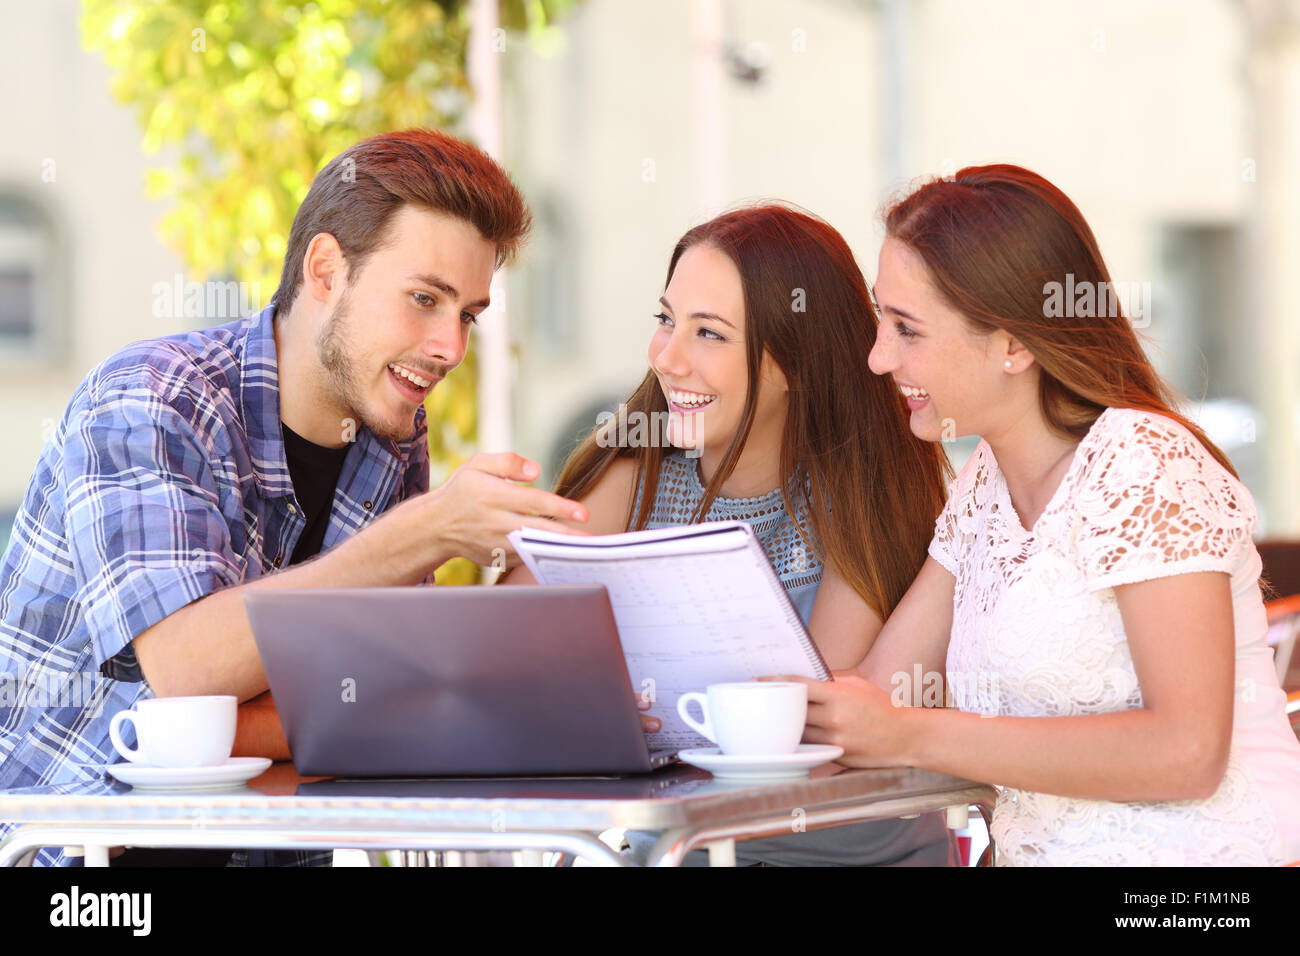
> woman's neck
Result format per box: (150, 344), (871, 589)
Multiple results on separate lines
(697, 437), (785, 499)
(985, 412), (1083, 524)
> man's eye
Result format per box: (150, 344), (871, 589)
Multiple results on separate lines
(461, 311), (479, 326)
(412, 292), (434, 307)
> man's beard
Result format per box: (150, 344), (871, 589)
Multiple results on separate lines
(316, 290), (414, 444)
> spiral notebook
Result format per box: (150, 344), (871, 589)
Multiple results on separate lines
(508, 521), (831, 750)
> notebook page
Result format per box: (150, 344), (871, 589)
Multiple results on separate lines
(510, 523), (828, 750)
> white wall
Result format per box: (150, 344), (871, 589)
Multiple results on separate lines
(0, 0), (186, 509)
(504, 0), (1276, 519)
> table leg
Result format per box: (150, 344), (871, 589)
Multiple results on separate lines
(705, 839), (736, 867)
(83, 845), (110, 867)
(58, 843), (112, 867)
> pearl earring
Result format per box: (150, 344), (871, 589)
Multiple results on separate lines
(1004, 360), (1013, 370)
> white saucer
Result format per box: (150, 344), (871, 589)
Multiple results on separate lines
(677, 744), (844, 781)
(106, 757), (272, 792)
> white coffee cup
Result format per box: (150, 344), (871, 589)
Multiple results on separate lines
(108, 696), (237, 768)
(676, 682), (807, 756)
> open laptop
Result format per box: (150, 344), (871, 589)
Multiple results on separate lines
(244, 586), (678, 777)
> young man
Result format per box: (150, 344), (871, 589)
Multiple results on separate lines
(0, 128), (588, 865)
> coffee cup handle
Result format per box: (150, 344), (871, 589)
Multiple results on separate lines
(109, 710), (143, 763)
(676, 692), (716, 743)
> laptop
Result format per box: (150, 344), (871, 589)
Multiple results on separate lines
(244, 586), (678, 777)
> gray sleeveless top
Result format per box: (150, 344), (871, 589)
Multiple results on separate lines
(632, 452), (823, 626)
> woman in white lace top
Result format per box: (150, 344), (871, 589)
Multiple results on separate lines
(792, 164), (1300, 865)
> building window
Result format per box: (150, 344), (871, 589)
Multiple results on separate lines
(0, 192), (61, 364)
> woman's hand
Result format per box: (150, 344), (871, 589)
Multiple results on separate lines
(767, 674), (920, 769)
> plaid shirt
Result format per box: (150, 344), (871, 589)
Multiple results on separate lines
(0, 306), (429, 865)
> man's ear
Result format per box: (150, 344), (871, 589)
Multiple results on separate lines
(302, 232), (345, 303)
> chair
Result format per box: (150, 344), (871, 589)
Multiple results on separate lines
(1257, 540), (1300, 600)
(1265, 594), (1300, 686)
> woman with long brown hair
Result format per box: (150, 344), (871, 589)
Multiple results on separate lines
(507, 202), (955, 864)
(791, 164), (1300, 865)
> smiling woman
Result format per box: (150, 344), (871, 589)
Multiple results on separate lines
(507, 203), (957, 866)
(646, 243), (791, 498)
(553, 204), (951, 632)
(808, 164), (1300, 866)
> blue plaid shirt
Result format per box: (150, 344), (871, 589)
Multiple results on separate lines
(0, 306), (429, 865)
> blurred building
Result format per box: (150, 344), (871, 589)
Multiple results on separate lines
(0, 0), (186, 548)
(1, 0), (1297, 545)
(502, 0), (1299, 531)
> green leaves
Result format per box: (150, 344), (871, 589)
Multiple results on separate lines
(82, 0), (469, 302)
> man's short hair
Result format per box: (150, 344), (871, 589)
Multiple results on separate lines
(273, 128), (531, 316)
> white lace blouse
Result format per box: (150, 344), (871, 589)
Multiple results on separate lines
(930, 407), (1300, 865)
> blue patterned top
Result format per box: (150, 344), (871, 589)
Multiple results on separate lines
(632, 451), (822, 625)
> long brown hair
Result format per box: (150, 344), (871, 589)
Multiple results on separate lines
(885, 164), (1238, 477)
(556, 203), (951, 620)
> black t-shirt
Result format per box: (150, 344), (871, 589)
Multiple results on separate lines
(282, 423), (350, 565)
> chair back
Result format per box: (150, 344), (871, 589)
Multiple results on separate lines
(1266, 594), (1300, 687)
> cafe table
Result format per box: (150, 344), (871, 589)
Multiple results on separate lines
(0, 761), (998, 867)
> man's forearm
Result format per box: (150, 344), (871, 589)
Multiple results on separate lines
(233, 691), (291, 760)
(134, 495), (452, 701)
